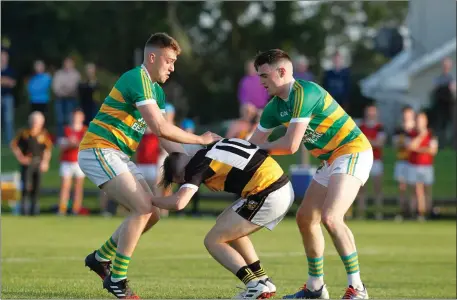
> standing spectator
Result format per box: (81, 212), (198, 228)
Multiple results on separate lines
(136, 126), (161, 196)
(407, 112), (438, 221)
(57, 109), (87, 215)
(52, 56), (81, 137)
(392, 106), (416, 220)
(323, 51), (351, 111)
(357, 104), (386, 219)
(293, 55), (314, 82)
(180, 118), (201, 215)
(27, 60), (52, 115)
(1, 48), (16, 144)
(237, 59), (270, 117)
(10, 111), (52, 216)
(78, 63), (100, 125)
(156, 103), (176, 217)
(225, 102), (257, 140)
(430, 57), (456, 147)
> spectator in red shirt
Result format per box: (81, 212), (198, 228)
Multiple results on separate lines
(57, 109), (87, 215)
(135, 126), (161, 196)
(407, 112), (438, 221)
(357, 104), (386, 219)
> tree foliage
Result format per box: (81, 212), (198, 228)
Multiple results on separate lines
(2, 1), (408, 123)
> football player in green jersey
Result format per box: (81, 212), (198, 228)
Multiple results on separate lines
(79, 33), (221, 298)
(248, 49), (371, 299)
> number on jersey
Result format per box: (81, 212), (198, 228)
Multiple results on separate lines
(205, 138), (258, 170)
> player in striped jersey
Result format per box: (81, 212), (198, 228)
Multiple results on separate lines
(152, 138), (295, 299)
(79, 33), (221, 299)
(248, 49), (371, 299)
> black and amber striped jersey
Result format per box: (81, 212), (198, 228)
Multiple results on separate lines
(393, 127), (413, 161)
(183, 138), (289, 198)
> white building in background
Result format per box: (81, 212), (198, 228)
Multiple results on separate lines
(360, 0), (456, 133)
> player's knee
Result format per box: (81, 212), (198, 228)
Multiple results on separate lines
(131, 197), (155, 215)
(321, 213), (344, 232)
(143, 207), (161, 232)
(203, 233), (215, 250)
(204, 231), (222, 250)
(296, 209), (320, 228)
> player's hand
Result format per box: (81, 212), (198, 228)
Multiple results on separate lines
(40, 161), (49, 173)
(199, 131), (222, 145)
(19, 155), (31, 165)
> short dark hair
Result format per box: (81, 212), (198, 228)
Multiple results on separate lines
(253, 49), (292, 71)
(159, 152), (187, 189)
(145, 33), (181, 55)
(402, 105), (414, 113)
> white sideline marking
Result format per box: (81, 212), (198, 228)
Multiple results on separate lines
(1, 249), (381, 264)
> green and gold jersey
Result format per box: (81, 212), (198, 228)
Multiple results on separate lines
(79, 65), (166, 157)
(259, 79), (371, 164)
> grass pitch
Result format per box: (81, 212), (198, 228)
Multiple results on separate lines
(1, 216), (456, 299)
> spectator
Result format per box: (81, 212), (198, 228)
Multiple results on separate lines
(27, 60), (52, 115)
(357, 104), (386, 220)
(10, 111), (52, 216)
(52, 57), (81, 137)
(136, 126), (161, 196)
(293, 55), (314, 82)
(57, 109), (87, 216)
(323, 51), (351, 111)
(1, 48), (16, 144)
(226, 102), (257, 140)
(180, 118), (201, 215)
(237, 59), (270, 117)
(407, 112), (438, 221)
(78, 63), (100, 125)
(392, 106), (416, 220)
(156, 103), (176, 217)
(429, 57), (456, 147)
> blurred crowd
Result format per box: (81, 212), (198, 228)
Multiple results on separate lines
(1, 45), (454, 220)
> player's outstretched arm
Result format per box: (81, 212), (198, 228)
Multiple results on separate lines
(248, 128), (270, 145)
(151, 186), (196, 211)
(258, 121), (309, 155)
(138, 103), (221, 145)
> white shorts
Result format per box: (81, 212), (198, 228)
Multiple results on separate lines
(408, 164), (434, 185)
(313, 150), (373, 187)
(137, 164), (158, 181)
(394, 160), (409, 182)
(60, 162), (85, 178)
(78, 148), (144, 187)
(370, 160), (384, 177)
(231, 182), (295, 230)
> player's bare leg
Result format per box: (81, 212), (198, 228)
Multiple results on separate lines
(424, 184), (433, 217)
(230, 236), (277, 296)
(58, 176), (72, 215)
(72, 176), (84, 214)
(284, 180), (329, 299)
(321, 174), (367, 298)
(396, 180), (409, 220)
(85, 172), (158, 299)
(373, 174), (384, 220)
(204, 208), (270, 299)
(356, 185), (367, 219)
(415, 182), (426, 221)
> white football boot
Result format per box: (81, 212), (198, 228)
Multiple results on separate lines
(233, 280), (271, 299)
